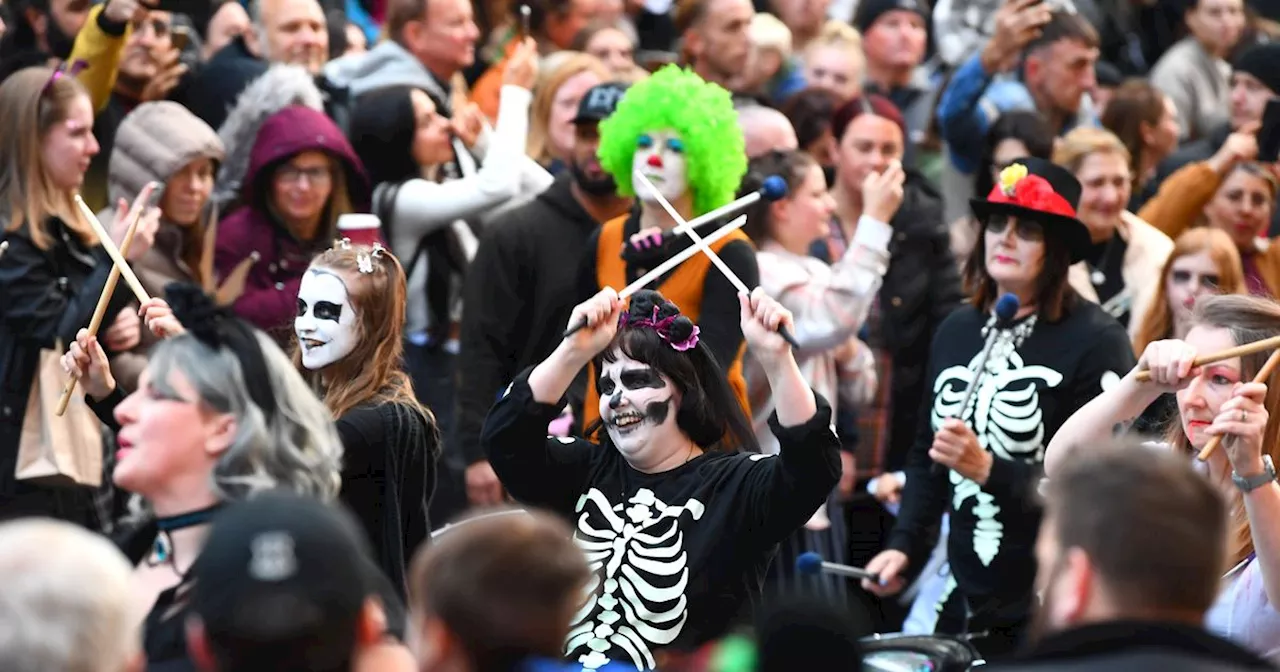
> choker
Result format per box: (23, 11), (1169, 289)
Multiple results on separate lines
(150, 503), (225, 568)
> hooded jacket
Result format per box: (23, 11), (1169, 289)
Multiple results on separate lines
(99, 101), (225, 391)
(213, 106), (369, 345)
(212, 65), (326, 212)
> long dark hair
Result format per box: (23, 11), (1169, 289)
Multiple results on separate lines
(962, 215), (1077, 322)
(348, 86), (468, 346)
(586, 290), (759, 453)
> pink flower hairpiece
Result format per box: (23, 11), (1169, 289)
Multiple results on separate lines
(43, 59), (88, 95)
(619, 306), (700, 351)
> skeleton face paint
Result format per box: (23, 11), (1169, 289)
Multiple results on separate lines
(295, 268), (358, 370)
(632, 130), (689, 203)
(598, 352), (683, 463)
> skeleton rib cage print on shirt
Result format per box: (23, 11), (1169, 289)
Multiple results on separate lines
(481, 368), (842, 671)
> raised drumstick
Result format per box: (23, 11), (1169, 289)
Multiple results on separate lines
(75, 196), (151, 305)
(57, 185), (156, 416)
(563, 215), (748, 338)
(633, 171), (800, 349)
(1196, 347), (1280, 461)
(1135, 334), (1280, 382)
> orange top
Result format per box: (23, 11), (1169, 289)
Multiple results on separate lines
(469, 51), (508, 123)
(581, 214), (753, 432)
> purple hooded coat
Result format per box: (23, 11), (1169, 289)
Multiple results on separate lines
(213, 105), (369, 345)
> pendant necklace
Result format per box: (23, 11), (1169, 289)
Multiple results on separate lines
(1089, 234), (1120, 287)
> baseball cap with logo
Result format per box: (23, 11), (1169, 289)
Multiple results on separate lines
(572, 82), (629, 125)
(189, 491), (378, 669)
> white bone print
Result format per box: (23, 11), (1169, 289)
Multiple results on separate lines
(566, 487), (706, 671)
(931, 318), (1061, 567)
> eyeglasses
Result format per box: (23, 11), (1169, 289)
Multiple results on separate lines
(985, 216), (1044, 242)
(276, 165), (332, 185)
(1170, 270), (1220, 289)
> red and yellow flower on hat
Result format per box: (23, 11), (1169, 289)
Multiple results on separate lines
(988, 162), (1077, 219)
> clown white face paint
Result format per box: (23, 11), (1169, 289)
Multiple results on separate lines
(295, 268), (359, 370)
(598, 352), (683, 464)
(632, 130), (689, 203)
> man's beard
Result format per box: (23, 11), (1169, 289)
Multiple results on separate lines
(44, 18), (76, 59)
(571, 161), (617, 196)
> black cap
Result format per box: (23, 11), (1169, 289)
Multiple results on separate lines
(853, 0), (929, 33)
(189, 492), (375, 651)
(1234, 43), (1280, 97)
(572, 82), (629, 125)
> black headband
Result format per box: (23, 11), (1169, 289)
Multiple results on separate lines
(165, 284), (278, 423)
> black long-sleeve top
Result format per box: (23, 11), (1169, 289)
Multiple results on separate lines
(888, 299), (1135, 608)
(482, 367), (840, 671)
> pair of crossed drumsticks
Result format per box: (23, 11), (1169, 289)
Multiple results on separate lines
(563, 171), (798, 347)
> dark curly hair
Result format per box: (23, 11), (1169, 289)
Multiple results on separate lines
(587, 290), (759, 453)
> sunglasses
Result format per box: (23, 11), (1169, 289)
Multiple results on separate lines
(985, 216), (1044, 242)
(1170, 270), (1220, 288)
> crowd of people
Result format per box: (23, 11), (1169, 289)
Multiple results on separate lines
(1, 0), (1280, 669)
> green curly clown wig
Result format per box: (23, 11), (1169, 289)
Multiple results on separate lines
(597, 65), (747, 216)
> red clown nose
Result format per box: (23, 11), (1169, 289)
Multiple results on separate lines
(647, 154), (663, 168)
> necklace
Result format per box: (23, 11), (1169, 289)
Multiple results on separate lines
(148, 503), (225, 569)
(1088, 234), (1121, 287)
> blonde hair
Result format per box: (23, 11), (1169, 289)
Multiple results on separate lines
(1133, 227), (1245, 355)
(525, 52), (611, 166)
(1053, 126), (1132, 174)
(805, 20), (863, 58)
(0, 67), (98, 250)
(750, 13), (793, 56)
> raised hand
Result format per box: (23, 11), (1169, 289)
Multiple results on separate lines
(565, 288), (623, 359)
(930, 418), (992, 484)
(502, 37), (540, 90)
(61, 328), (117, 401)
(861, 159), (905, 223)
(1206, 382), (1270, 475)
(102, 308), (141, 352)
(739, 287), (795, 371)
(980, 0), (1054, 74)
(139, 297), (185, 338)
(1135, 338), (1200, 392)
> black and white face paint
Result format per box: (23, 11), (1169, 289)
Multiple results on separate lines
(295, 268), (358, 370)
(597, 352), (682, 462)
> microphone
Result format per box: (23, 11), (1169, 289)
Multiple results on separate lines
(795, 551), (879, 582)
(931, 293), (1020, 477)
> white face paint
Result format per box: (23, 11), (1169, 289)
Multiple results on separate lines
(631, 130), (689, 203)
(598, 352), (683, 463)
(295, 269), (358, 370)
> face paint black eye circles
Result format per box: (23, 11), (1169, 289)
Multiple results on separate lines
(598, 378), (616, 395)
(314, 301), (344, 322)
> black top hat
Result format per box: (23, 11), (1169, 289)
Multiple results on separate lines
(969, 156), (1092, 263)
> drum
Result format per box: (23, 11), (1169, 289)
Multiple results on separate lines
(859, 632), (984, 672)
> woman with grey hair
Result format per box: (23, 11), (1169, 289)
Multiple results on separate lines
(60, 283), (350, 669)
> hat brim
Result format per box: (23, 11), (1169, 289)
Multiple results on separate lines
(572, 114), (604, 125)
(969, 199), (1093, 263)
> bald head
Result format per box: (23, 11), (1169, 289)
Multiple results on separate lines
(738, 104), (799, 158)
(0, 519), (142, 672)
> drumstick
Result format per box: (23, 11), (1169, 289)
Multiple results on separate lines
(1135, 333), (1280, 382)
(563, 215), (748, 338)
(662, 176), (787, 240)
(75, 195), (151, 305)
(634, 171), (800, 349)
(1197, 347), (1280, 461)
(0, 241), (8, 259)
(56, 188), (156, 416)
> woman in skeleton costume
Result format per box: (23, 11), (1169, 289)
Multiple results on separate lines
(482, 287), (841, 671)
(292, 241), (439, 598)
(862, 158), (1137, 658)
(1046, 294), (1280, 662)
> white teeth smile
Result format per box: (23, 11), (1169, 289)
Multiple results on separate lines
(612, 412), (644, 428)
